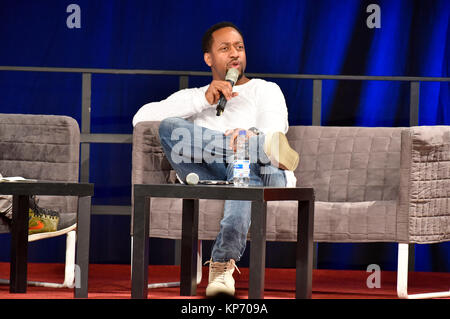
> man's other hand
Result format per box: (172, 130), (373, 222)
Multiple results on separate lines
(224, 128), (257, 152)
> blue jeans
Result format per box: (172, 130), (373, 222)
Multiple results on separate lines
(158, 117), (286, 262)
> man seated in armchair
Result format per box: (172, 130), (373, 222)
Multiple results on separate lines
(132, 22), (299, 297)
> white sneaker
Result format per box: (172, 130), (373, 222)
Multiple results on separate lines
(205, 259), (240, 297)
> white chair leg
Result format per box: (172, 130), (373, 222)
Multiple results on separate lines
(196, 239), (202, 285)
(148, 240), (203, 289)
(27, 230), (76, 288)
(397, 243), (450, 299)
(0, 230), (77, 288)
(62, 230), (76, 288)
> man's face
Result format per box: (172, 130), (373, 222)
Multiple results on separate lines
(204, 27), (247, 82)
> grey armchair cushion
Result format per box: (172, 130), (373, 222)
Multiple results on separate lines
(286, 126), (402, 202)
(0, 113), (80, 233)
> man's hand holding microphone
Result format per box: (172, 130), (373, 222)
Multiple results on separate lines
(204, 68), (240, 115)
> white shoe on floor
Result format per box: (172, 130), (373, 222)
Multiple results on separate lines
(205, 259), (240, 298)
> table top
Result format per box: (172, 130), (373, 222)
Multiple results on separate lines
(0, 180), (94, 196)
(134, 183), (314, 201)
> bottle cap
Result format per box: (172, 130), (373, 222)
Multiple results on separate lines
(186, 172), (199, 185)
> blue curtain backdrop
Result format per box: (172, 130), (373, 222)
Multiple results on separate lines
(0, 0), (448, 271)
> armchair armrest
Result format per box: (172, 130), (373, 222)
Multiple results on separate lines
(132, 121), (176, 185)
(397, 126), (450, 243)
(131, 121), (180, 236)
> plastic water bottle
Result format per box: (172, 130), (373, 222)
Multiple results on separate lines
(233, 130), (250, 187)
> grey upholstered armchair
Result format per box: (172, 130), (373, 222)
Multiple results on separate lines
(0, 113), (81, 288)
(132, 122), (450, 298)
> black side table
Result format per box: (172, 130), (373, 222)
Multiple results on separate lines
(131, 184), (314, 299)
(0, 181), (94, 298)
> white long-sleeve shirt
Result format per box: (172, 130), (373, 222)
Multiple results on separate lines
(133, 78), (289, 135)
(132, 78), (296, 186)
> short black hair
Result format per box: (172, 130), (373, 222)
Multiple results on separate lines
(201, 22), (244, 53)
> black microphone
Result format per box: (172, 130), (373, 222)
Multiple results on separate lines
(216, 68), (239, 116)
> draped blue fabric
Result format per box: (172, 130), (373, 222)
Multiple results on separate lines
(0, 0), (448, 270)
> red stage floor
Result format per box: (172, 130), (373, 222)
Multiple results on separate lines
(0, 262), (448, 299)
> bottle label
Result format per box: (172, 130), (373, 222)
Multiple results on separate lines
(233, 160), (250, 178)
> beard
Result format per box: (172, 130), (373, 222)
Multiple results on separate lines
(237, 71), (244, 81)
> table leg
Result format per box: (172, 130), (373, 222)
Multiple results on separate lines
(296, 199), (314, 299)
(74, 196), (91, 298)
(10, 195), (29, 293)
(131, 195), (150, 299)
(249, 200), (267, 299)
(180, 199), (199, 296)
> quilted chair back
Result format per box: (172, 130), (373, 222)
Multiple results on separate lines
(286, 126), (402, 202)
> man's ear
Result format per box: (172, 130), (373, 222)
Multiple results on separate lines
(204, 52), (212, 67)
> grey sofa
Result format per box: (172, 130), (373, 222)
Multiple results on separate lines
(132, 122), (450, 298)
(0, 113), (81, 288)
